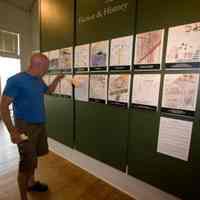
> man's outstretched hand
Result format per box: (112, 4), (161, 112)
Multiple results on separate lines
(71, 77), (80, 87)
(56, 73), (65, 80)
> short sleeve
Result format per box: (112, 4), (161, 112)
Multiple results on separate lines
(43, 83), (48, 93)
(3, 78), (19, 99)
(41, 79), (48, 93)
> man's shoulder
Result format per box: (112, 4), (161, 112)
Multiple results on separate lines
(7, 72), (26, 82)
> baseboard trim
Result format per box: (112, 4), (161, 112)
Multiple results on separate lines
(48, 138), (181, 200)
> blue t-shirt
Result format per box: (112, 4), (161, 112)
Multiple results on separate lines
(3, 72), (48, 123)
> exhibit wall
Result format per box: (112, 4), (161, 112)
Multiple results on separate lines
(40, 0), (200, 199)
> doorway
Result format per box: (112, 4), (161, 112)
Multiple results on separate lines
(0, 56), (21, 94)
(0, 56), (21, 118)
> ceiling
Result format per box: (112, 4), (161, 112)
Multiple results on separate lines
(2, 0), (36, 12)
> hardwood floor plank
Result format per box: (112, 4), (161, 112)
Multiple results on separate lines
(0, 122), (135, 200)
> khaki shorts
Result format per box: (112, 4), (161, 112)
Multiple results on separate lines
(15, 119), (49, 172)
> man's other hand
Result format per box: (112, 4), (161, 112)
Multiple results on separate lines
(10, 128), (23, 144)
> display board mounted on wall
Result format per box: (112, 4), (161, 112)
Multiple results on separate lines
(90, 40), (109, 71)
(165, 22), (200, 69)
(74, 44), (90, 72)
(108, 74), (131, 107)
(109, 35), (133, 71)
(134, 29), (164, 70)
(89, 74), (107, 104)
(161, 73), (200, 116)
(131, 74), (161, 111)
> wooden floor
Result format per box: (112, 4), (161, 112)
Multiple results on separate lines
(0, 122), (135, 200)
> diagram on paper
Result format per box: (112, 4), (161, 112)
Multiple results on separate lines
(74, 75), (89, 101)
(132, 74), (161, 107)
(110, 35), (133, 66)
(134, 29), (164, 64)
(90, 75), (107, 100)
(60, 75), (73, 96)
(48, 50), (60, 70)
(59, 47), (73, 70)
(108, 74), (130, 103)
(90, 40), (109, 67)
(166, 22), (200, 63)
(75, 44), (90, 68)
(162, 73), (199, 111)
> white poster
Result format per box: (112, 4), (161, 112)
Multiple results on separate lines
(162, 73), (199, 111)
(90, 40), (109, 67)
(132, 74), (161, 107)
(110, 35), (133, 66)
(89, 75), (107, 101)
(60, 75), (73, 96)
(157, 117), (193, 161)
(59, 47), (73, 70)
(74, 75), (89, 101)
(75, 44), (90, 68)
(108, 74), (130, 103)
(49, 75), (60, 94)
(134, 29), (164, 64)
(48, 49), (60, 70)
(42, 74), (50, 86)
(166, 22), (200, 63)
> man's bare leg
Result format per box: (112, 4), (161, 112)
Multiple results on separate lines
(28, 171), (36, 187)
(18, 171), (32, 200)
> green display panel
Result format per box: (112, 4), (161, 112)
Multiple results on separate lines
(40, 0), (74, 51)
(75, 102), (128, 172)
(136, 0), (200, 33)
(128, 0), (200, 199)
(76, 0), (136, 44)
(128, 110), (199, 199)
(45, 95), (74, 148)
(40, 0), (200, 198)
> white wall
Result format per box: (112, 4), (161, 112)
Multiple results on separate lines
(31, 0), (40, 53)
(0, 1), (32, 71)
(0, 57), (20, 91)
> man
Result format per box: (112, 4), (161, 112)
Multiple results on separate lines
(0, 53), (67, 200)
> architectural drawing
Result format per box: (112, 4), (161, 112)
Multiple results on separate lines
(162, 73), (199, 111)
(108, 74), (130, 103)
(166, 22), (200, 63)
(75, 44), (90, 68)
(90, 40), (109, 67)
(134, 30), (164, 65)
(110, 35), (133, 66)
(90, 75), (107, 100)
(48, 50), (60, 70)
(132, 74), (161, 107)
(59, 47), (73, 70)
